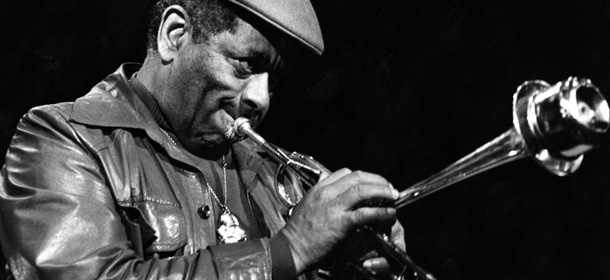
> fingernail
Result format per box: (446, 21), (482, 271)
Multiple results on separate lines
(392, 189), (399, 199)
(362, 259), (373, 269)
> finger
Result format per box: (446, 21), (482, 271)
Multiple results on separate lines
(341, 182), (399, 208)
(316, 168), (352, 186)
(360, 250), (379, 260)
(316, 164), (332, 181)
(391, 221), (407, 251)
(318, 170), (331, 181)
(350, 206), (396, 226)
(344, 170), (389, 186)
(362, 257), (391, 272)
(333, 171), (394, 195)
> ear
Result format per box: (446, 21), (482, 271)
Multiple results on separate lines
(157, 5), (191, 62)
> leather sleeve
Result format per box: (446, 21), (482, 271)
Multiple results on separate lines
(0, 105), (274, 280)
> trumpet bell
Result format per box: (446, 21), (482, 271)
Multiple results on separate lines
(514, 77), (609, 176)
(396, 77), (609, 209)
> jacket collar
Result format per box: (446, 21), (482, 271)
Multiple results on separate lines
(70, 63), (158, 131)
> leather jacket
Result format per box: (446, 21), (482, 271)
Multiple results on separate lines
(0, 64), (304, 279)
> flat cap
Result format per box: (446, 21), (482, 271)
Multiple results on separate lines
(226, 0), (324, 55)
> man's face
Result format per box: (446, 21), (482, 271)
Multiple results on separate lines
(161, 19), (282, 158)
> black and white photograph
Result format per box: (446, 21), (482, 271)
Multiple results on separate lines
(0, 0), (609, 279)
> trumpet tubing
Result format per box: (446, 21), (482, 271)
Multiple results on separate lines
(233, 117), (324, 188)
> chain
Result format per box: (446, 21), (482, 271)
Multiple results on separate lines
(160, 128), (229, 210)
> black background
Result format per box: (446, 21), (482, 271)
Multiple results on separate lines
(2, 0), (610, 279)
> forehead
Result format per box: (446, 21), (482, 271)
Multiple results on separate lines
(207, 19), (280, 62)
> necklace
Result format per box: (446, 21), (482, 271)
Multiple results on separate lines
(210, 155), (247, 244)
(160, 128), (247, 243)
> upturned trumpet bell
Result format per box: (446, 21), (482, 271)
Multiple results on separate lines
(395, 77), (609, 209)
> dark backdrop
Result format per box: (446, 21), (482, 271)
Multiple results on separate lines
(1, 1), (610, 279)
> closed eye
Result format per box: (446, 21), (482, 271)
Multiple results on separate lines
(236, 58), (255, 75)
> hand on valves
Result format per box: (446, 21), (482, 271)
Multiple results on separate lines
(279, 168), (405, 275)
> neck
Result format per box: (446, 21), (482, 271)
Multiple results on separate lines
(137, 54), (162, 97)
(193, 143), (233, 161)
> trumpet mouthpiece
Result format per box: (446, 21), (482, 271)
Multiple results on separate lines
(224, 117), (251, 142)
(233, 117), (252, 138)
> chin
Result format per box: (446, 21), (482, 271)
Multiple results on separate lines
(189, 136), (232, 159)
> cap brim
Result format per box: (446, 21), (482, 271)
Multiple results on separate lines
(226, 0), (324, 56)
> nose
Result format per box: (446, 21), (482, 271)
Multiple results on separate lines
(240, 73), (271, 118)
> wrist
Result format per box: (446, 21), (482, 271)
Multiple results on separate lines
(279, 227), (307, 275)
(270, 234), (297, 280)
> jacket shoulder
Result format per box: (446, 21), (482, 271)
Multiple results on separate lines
(22, 102), (75, 124)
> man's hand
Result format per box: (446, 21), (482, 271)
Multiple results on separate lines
(362, 220), (406, 272)
(279, 168), (399, 274)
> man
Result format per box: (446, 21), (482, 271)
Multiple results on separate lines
(0, 0), (404, 279)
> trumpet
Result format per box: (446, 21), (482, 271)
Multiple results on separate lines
(230, 77), (609, 280)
